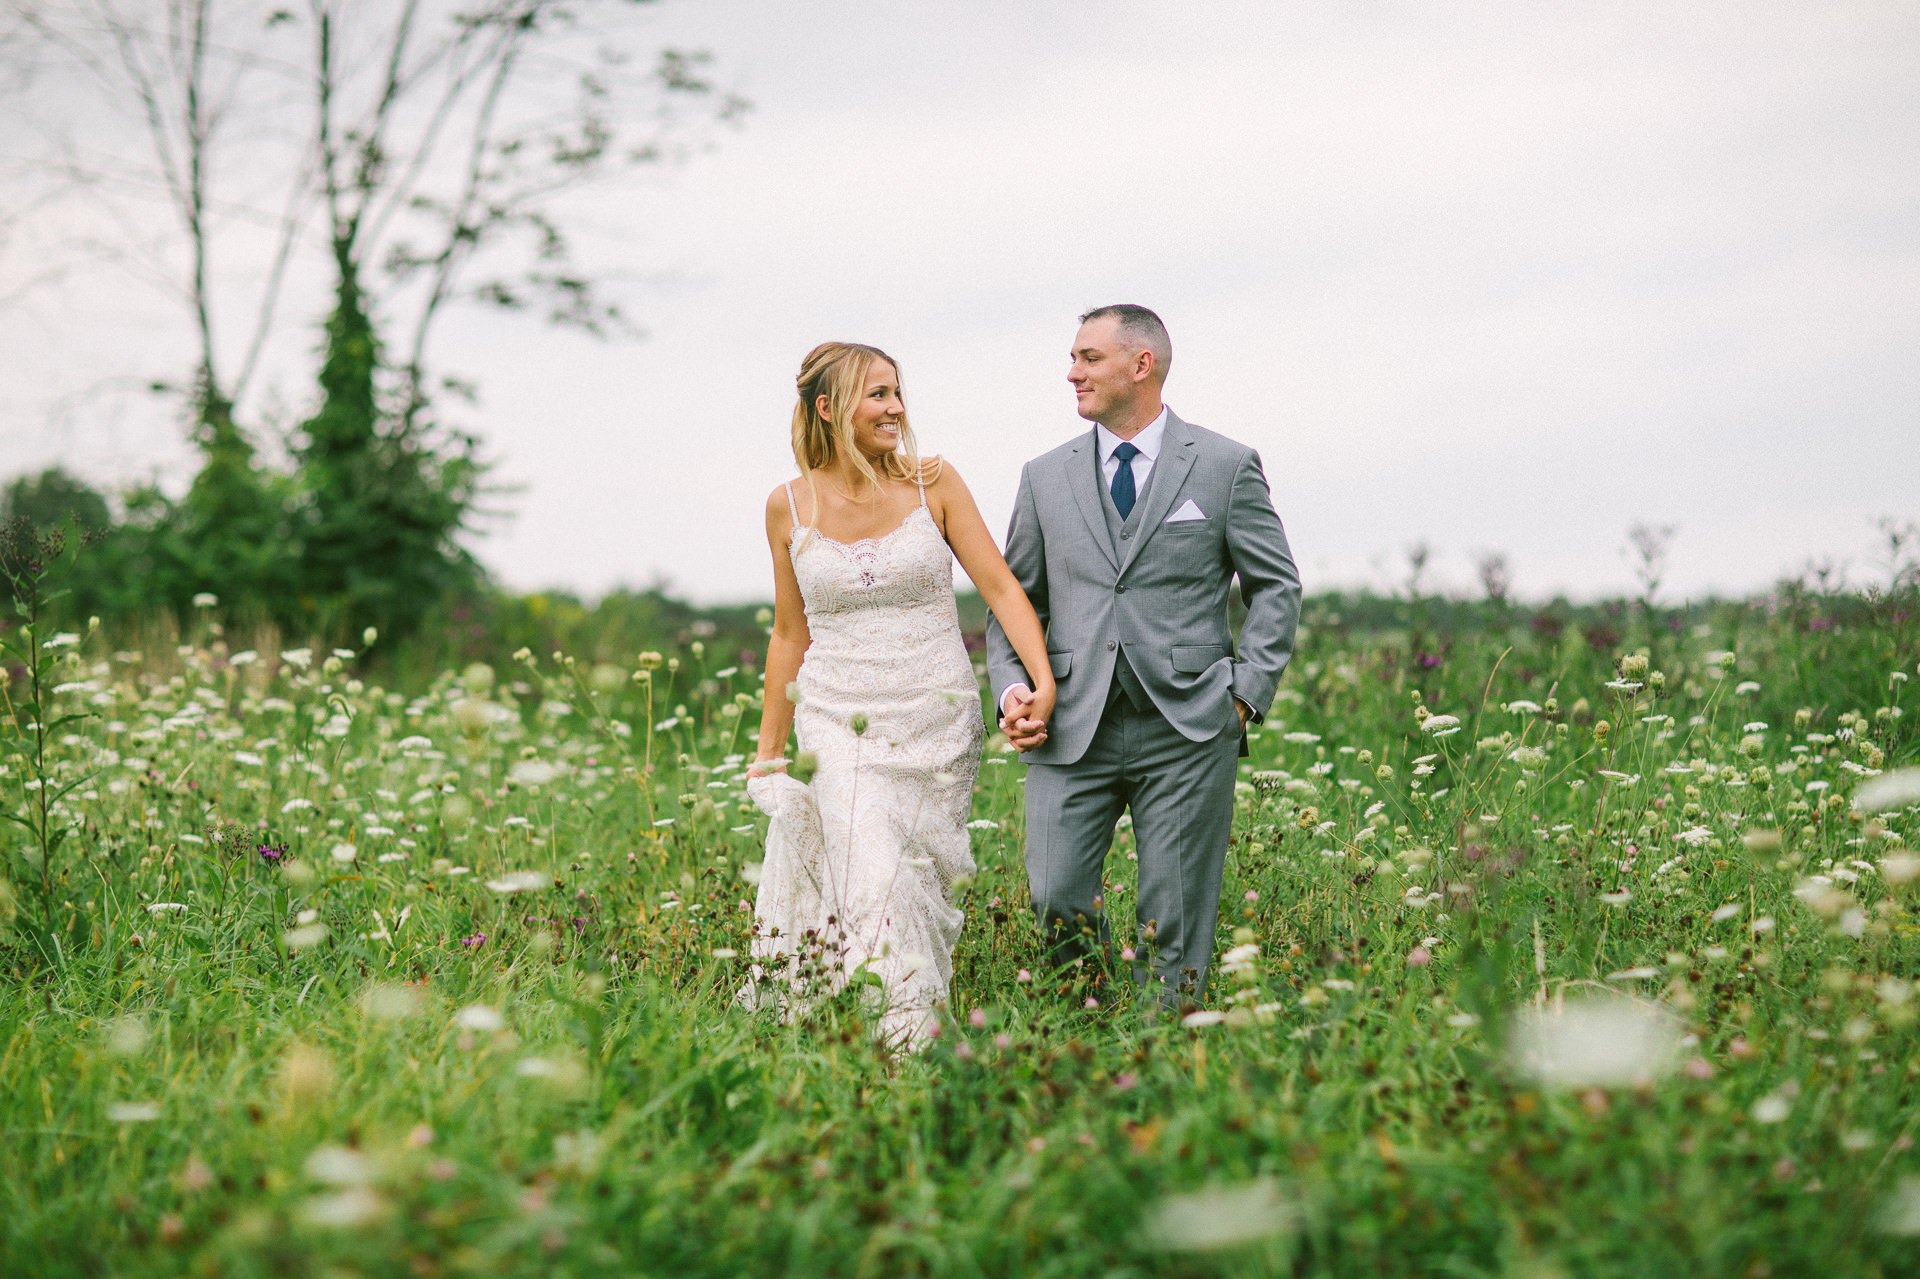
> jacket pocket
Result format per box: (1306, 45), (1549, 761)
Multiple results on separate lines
(1171, 644), (1228, 674)
(1048, 650), (1073, 678)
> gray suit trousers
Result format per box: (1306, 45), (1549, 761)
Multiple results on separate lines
(1024, 688), (1240, 1002)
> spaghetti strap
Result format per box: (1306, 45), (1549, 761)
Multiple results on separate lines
(916, 467), (928, 508)
(783, 482), (799, 524)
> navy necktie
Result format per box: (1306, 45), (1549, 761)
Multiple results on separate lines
(1110, 441), (1140, 519)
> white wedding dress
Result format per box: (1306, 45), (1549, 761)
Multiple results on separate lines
(742, 479), (983, 1049)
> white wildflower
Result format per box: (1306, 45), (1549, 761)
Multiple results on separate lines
(451, 698), (509, 738)
(102, 1016), (149, 1057)
(507, 759), (563, 787)
(1882, 851), (1920, 887)
(284, 922), (329, 950)
(1220, 943), (1261, 966)
(1140, 1178), (1298, 1253)
(304, 1145), (376, 1186)
(360, 984), (422, 1021)
(453, 1005), (505, 1032)
(301, 1187), (384, 1228)
(1854, 768), (1920, 813)
(1506, 995), (1681, 1089)
(1877, 1176), (1920, 1236)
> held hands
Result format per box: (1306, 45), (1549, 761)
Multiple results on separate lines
(998, 682), (1055, 753)
(996, 686), (1245, 750)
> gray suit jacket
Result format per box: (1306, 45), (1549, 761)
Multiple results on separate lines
(986, 410), (1302, 766)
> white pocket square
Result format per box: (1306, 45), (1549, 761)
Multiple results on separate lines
(1165, 500), (1207, 523)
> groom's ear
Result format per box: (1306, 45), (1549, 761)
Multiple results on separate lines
(1132, 349), (1158, 383)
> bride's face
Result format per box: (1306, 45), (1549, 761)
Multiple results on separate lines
(846, 360), (904, 460)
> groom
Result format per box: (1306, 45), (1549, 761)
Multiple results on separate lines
(986, 305), (1301, 1004)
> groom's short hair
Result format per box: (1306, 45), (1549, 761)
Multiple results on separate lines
(1079, 304), (1172, 379)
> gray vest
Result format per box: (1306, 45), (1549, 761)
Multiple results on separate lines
(1099, 447), (1153, 711)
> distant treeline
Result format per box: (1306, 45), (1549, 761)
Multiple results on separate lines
(5, 464), (1912, 688)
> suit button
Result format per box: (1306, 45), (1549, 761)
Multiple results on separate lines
(1121, 529), (1133, 539)
(1115, 584), (1128, 594)
(1106, 641), (1116, 651)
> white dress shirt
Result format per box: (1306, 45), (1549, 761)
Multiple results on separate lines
(1096, 406), (1169, 502)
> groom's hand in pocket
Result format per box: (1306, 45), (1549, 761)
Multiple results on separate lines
(999, 684), (1048, 753)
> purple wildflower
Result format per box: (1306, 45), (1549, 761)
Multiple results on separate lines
(461, 932), (487, 948)
(257, 842), (287, 864)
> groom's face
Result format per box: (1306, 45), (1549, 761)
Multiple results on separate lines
(1068, 317), (1148, 426)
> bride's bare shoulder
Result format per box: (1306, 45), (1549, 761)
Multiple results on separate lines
(914, 454), (959, 487)
(765, 477), (811, 525)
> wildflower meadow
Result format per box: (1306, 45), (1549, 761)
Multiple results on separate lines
(3, 580), (1918, 1276)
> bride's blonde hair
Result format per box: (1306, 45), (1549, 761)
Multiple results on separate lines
(791, 343), (941, 547)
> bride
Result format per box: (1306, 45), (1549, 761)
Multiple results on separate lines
(743, 341), (1056, 1049)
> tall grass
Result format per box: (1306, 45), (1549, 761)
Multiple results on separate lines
(2, 588), (1917, 1276)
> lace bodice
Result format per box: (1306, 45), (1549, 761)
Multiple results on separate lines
(787, 503), (975, 675)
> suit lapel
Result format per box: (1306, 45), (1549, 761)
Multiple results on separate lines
(1064, 431), (1119, 573)
(1117, 410), (1197, 577)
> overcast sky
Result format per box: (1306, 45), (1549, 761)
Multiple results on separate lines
(4, 1), (1917, 604)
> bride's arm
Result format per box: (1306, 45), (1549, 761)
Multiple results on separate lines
(927, 461), (1057, 726)
(752, 486), (811, 775)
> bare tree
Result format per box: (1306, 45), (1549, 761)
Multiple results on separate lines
(1402, 539), (1431, 601)
(1624, 521), (1675, 606)
(1871, 515), (1920, 596)
(1474, 551), (1511, 608)
(2, 0), (746, 446)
